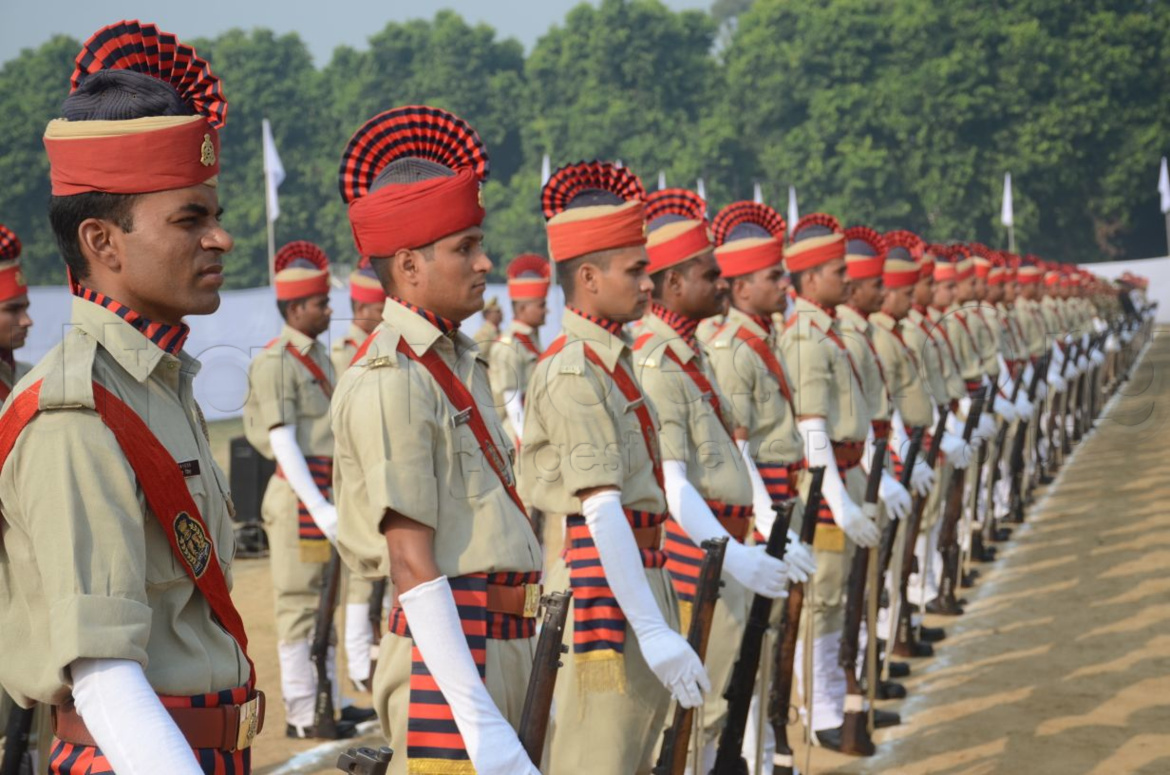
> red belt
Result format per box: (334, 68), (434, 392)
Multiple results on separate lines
(833, 440), (865, 471)
(54, 692), (265, 753)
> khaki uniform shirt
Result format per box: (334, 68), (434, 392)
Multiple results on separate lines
(0, 298), (247, 705)
(489, 320), (541, 444)
(996, 303), (1027, 366)
(870, 312), (934, 429)
(333, 300), (541, 580)
(972, 301), (1002, 379)
(927, 306), (971, 400)
(518, 309), (667, 517)
(902, 307), (952, 407)
(944, 304), (984, 385)
(331, 323), (368, 378)
(0, 358), (31, 406)
(781, 297), (869, 442)
(1016, 298), (1048, 360)
(243, 324), (334, 460)
(695, 315), (726, 346)
(1040, 295), (1066, 342)
(634, 312), (750, 507)
(707, 307), (802, 465)
(836, 304), (891, 423)
(473, 320), (500, 363)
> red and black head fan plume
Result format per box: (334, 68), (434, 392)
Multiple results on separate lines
(791, 212), (843, 242)
(645, 188), (708, 230)
(883, 229), (925, 261)
(0, 224), (21, 262)
(844, 225), (888, 259)
(275, 241), (330, 273)
(712, 201), (786, 246)
(541, 161), (645, 219)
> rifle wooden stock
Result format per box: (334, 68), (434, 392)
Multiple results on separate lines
(1008, 355), (1049, 521)
(769, 467), (826, 775)
(711, 501), (797, 775)
(313, 547), (344, 736)
(893, 408), (949, 656)
(519, 590), (572, 767)
(838, 440), (887, 756)
(654, 537), (729, 775)
(936, 390), (987, 612)
(337, 746), (393, 774)
(876, 427), (924, 588)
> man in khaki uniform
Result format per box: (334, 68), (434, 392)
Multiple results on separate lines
(330, 263), (386, 694)
(473, 296), (503, 362)
(0, 225), (32, 404)
(332, 105), (542, 775)
(635, 191), (812, 771)
(244, 240), (372, 738)
(781, 213), (877, 752)
(0, 23), (260, 773)
(489, 253), (551, 446)
(521, 162), (708, 774)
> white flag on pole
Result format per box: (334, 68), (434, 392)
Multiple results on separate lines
(753, 182), (764, 204)
(696, 178), (706, 201)
(541, 154), (551, 187)
(787, 185), (799, 236)
(262, 118), (285, 222)
(1159, 157), (1170, 214)
(658, 170), (667, 191)
(1000, 172), (1013, 227)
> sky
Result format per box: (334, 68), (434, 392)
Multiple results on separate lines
(1, 0), (713, 67)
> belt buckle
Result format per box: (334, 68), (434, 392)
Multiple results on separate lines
(235, 695), (261, 751)
(522, 583), (542, 618)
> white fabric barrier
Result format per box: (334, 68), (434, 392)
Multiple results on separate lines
(1078, 255), (1170, 324)
(20, 283), (567, 421)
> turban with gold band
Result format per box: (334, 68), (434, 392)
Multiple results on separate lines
(948, 244), (975, 281)
(339, 106), (489, 258)
(969, 243), (994, 280)
(843, 226), (886, 281)
(506, 254), (551, 301)
(43, 20), (226, 196)
(1018, 255), (1044, 284)
(349, 261), (385, 305)
(0, 225), (26, 303)
(711, 201), (786, 279)
(644, 188), (712, 275)
(274, 241), (330, 301)
(541, 161), (646, 263)
(882, 230), (925, 288)
(930, 245), (958, 282)
(786, 213), (845, 273)
(987, 252), (1007, 285)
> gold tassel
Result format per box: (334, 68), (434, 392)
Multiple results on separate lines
(677, 599), (694, 637)
(408, 758), (478, 774)
(575, 650), (627, 695)
(300, 539), (332, 564)
(813, 525), (846, 553)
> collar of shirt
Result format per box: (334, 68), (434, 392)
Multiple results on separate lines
(836, 304), (871, 334)
(869, 310), (898, 333)
(561, 307), (629, 372)
(642, 308), (698, 364)
(508, 319), (536, 337)
(726, 305), (773, 343)
(391, 295), (461, 337)
(382, 296), (481, 366)
(75, 285), (190, 355)
(70, 295), (198, 384)
(791, 295), (837, 331)
(345, 323), (368, 347)
(649, 302), (700, 350)
(797, 294), (838, 320)
(280, 323), (322, 353)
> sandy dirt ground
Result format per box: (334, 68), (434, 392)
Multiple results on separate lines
(226, 330), (1169, 773)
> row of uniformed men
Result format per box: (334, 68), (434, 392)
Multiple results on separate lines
(0, 17), (1153, 775)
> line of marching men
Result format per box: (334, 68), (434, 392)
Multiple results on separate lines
(0, 17), (1156, 775)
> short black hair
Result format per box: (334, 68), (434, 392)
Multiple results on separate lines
(650, 255), (701, 300)
(559, 248), (617, 301)
(277, 298), (293, 320)
(48, 192), (139, 281)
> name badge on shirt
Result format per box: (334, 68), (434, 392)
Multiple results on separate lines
(452, 408), (472, 427)
(178, 460), (201, 478)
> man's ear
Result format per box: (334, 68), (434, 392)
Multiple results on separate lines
(578, 261), (599, 295)
(393, 248), (422, 288)
(77, 218), (124, 273)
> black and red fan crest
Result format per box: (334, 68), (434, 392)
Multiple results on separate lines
(792, 213), (842, 240)
(883, 230), (925, 260)
(948, 243), (973, 261)
(70, 20), (227, 129)
(968, 242), (995, 260)
(925, 243), (950, 260)
(712, 201), (786, 246)
(507, 253), (551, 282)
(338, 106), (490, 205)
(541, 161), (645, 220)
(844, 226), (887, 259)
(645, 188), (707, 224)
(275, 241), (330, 274)
(0, 224), (20, 262)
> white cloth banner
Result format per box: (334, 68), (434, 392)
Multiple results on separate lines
(262, 118), (285, 222)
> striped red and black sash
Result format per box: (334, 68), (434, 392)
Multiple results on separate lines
(752, 462), (803, 542)
(664, 501), (752, 610)
(49, 686), (254, 774)
(386, 572), (538, 769)
(564, 509), (667, 660)
(277, 455), (332, 562)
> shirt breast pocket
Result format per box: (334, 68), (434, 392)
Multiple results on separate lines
(298, 371), (331, 418)
(452, 421), (506, 503)
(143, 474), (231, 587)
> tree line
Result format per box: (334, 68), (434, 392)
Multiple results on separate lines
(1, 0), (1167, 288)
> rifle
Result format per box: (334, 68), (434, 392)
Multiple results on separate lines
(984, 371), (1025, 543)
(891, 409), (948, 659)
(1008, 355), (1048, 523)
(653, 537), (728, 775)
(337, 746), (393, 774)
(313, 547), (345, 737)
(0, 705), (34, 775)
(769, 467), (826, 775)
(711, 500), (797, 775)
(367, 578), (387, 684)
(934, 389), (986, 616)
(1059, 339), (1082, 458)
(838, 439), (887, 756)
(518, 590), (572, 767)
(968, 373), (1025, 566)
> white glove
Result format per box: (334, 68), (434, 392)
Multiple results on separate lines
(737, 439), (781, 538)
(1047, 368), (1067, 393)
(910, 459), (934, 497)
(398, 577), (540, 775)
(71, 659), (205, 775)
(974, 414), (997, 443)
(784, 529), (817, 583)
(939, 433), (975, 470)
(879, 471), (911, 521)
(1014, 394), (1034, 419)
(502, 388), (524, 439)
(993, 394), (1017, 424)
(1106, 333), (1119, 352)
(663, 460), (787, 600)
(269, 425), (338, 542)
(1090, 349), (1105, 366)
(889, 409), (913, 464)
(798, 418), (879, 548)
(583, 490), (709, 708)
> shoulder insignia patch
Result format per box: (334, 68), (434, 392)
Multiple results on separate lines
(174, 512), (212, 578)
(560, 364), (584, 376)
(366, 355), (394, 368)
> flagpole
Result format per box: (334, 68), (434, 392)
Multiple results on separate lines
(263, 123), (276, 286)
(1008, 224), (1016, 254)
